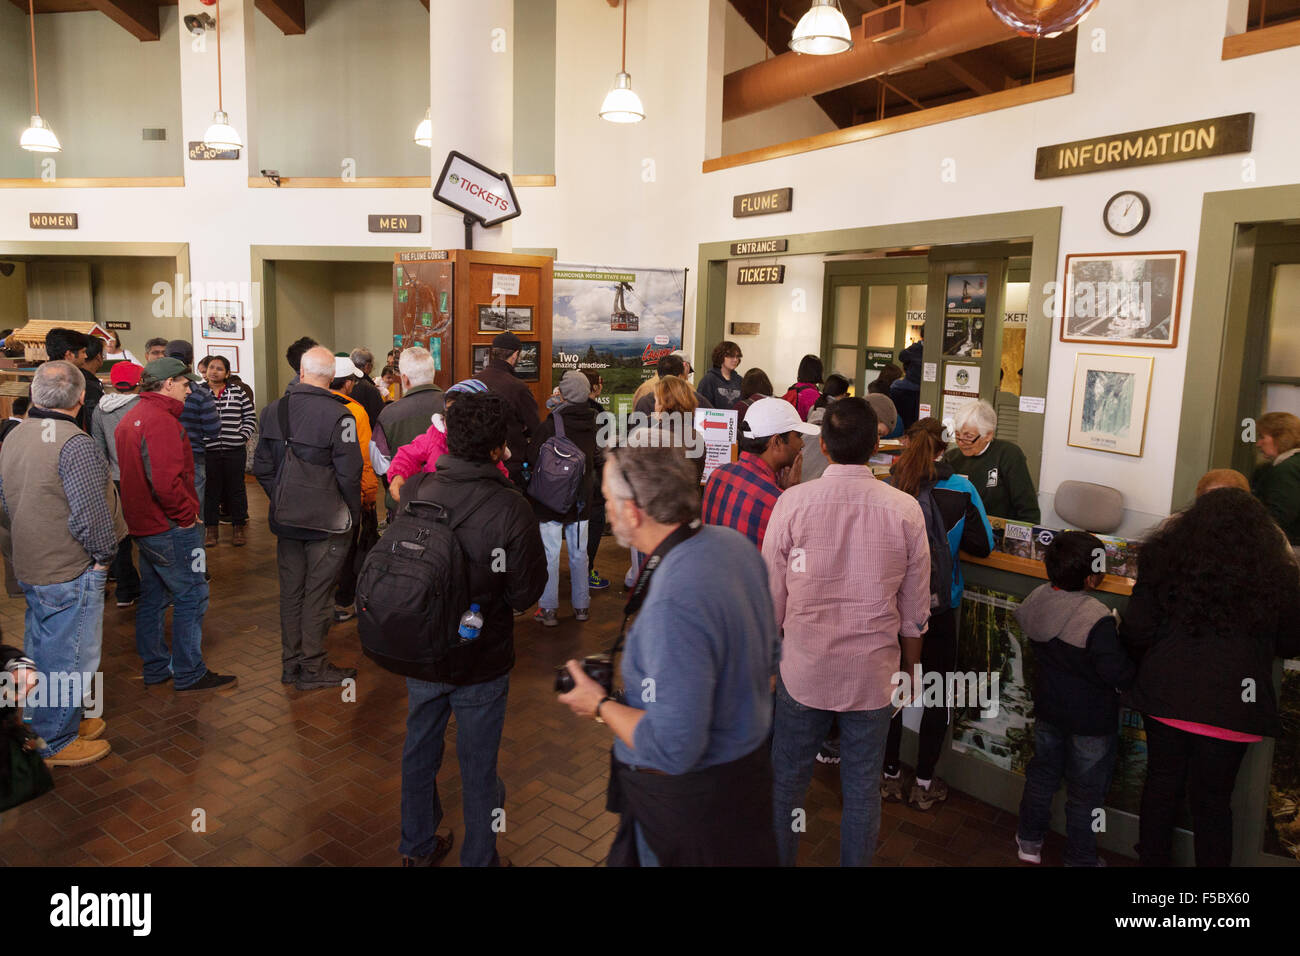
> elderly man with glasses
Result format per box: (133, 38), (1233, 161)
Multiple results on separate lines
(943, 400), (1040, 522)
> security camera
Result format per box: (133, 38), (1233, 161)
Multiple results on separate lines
(184, 13), (216, 36)
(260, 169), (282, 187)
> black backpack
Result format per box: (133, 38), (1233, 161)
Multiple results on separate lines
(916, 479), (956, 614)
(356, 472), (494, 677)
(527, 405), (586, 515)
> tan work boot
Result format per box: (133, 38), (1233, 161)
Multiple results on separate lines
(45, 738), (111, 768)
(232, 525), (247, 547)
(205, 527), (219, 548)
(77, 717), (106, 741)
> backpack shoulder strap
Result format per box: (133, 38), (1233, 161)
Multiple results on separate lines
(278, 394), (292, 445)
(551, 405), (568, 440)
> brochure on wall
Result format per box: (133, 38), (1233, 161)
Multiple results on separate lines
(551, 263), (687, 417)
(694, 407), (738, 483)
(943, 273), (988, 357)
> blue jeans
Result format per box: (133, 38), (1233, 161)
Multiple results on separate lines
(771, 674), (892, 866)
(1017, 718), (1117, 866)
(20, 564), (106, 757)
(400, 674), (509, 867)
(135, 525), (209, 688)
(539, 520), (589, 611)
(193, 454), (206, 523)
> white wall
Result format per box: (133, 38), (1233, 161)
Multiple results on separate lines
(2, 0), (1298, 530)
(723, 253), (824, 391)
(720, 3), (838, 156)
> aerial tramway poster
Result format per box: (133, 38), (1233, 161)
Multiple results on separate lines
(550, 263), (687, 418)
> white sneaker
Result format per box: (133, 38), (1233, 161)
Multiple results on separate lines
(1015, 835), (1042, 864)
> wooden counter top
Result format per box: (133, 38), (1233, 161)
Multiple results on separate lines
(962, 550), (1134, 597)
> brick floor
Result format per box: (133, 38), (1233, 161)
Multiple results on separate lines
(0, 481), (1127, 867)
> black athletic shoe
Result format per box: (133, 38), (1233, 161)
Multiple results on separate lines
(177, 671), (238, 692)
(401, 830), (454, 867)
(294, 663), (357, 690)
(280, 666), (300, 685)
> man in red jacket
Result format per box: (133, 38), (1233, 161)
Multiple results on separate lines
(116, 357), (237, 692)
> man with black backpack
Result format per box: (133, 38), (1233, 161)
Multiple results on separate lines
(474, 332), (540, 491)
(357, 391), (545, 867)
(527, 371), (598, 628)
(253, 346), (362, 692)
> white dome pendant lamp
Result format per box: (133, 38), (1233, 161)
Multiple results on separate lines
(21, 0), (61, 153)
(202, 0), (244, 151)
(414, 108), (432, 147)
(600, 0), (645, 124)
(789, 0), (854, 56)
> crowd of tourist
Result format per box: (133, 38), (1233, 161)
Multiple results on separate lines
(1, 327), (1298, 870)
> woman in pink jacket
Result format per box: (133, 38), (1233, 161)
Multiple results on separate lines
(388, 379), (509, 502)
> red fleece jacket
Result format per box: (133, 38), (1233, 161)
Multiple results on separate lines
(115, 390), (199, 537)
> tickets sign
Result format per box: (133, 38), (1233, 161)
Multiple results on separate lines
(433, 151), (521, 227)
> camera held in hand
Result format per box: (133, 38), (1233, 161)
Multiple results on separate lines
(554, 653), (615, 695)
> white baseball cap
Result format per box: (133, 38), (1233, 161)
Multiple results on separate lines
(334, 355), (361, 380)
(742, 397), (821, 439)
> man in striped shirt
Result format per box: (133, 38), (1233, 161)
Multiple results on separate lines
(701, 398), (816, 550)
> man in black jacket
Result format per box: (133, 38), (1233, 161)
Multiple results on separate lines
(398, 391), (546, 867)
(474, 331), (539, 490)
(348, 347), (385, 428)
(253, 346), (363, 691)
(45, 328), (102, 432)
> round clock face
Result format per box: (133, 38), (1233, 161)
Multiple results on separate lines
(1105, 191), (1150, 237)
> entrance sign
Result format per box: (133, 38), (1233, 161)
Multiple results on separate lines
(730, 238), (788, 256)
(1035, 113), (1254, 179)
(434, 151), (521, 227)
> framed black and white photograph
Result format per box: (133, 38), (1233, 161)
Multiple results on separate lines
(205, 345), (240, 373)
(1067, 352), (1154, 458)
(1060, 251), (1185, 348)
(513, 341), (540, 382)
(200, 300), (244, 340)
(477, 304), (533, 334)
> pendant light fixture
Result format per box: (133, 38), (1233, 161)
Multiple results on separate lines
(202, 0), (243, 151)
(789, 0), (854, 55)
(599, 0), (645, 124)
(414, 107), (432, 147)
(20, 0), (61, 153)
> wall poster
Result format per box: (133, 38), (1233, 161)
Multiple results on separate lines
(942, 273), (987, 357)
(551, 264), (687, 418)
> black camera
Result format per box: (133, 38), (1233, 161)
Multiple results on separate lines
(554, 653), (615, 695)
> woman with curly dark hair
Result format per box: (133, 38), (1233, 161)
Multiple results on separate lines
(1121, 488), (1300, 866)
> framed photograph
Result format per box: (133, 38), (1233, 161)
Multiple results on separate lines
(205, 345), (239, 373)
(200, 300), (244, 340)
(477, 304), (533, 333)
(1061, 251), (1185, 347)
(514, 341), (540, 382)
(1067, 352), (1154, 457)
(472, 344), (491, 374)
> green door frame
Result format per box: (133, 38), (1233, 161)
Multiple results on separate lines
(696, 208), (1060, 485)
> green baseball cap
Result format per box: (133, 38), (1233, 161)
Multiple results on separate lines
(143, 356), (201, 384)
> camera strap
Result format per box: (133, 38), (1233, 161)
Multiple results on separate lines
(607, 518), (702, 658)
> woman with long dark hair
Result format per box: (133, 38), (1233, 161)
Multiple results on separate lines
(782, 355), (823, 422)
(881, 418), (994, 809)
(1121, 488), (1300, 865)
(731, 368), (773, 426)
(202, 355), (255, 547)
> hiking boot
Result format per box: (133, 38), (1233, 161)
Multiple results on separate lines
(77, 718), (106, 741)
(909, 776), (949, 811)
(45, 738), (111, 768)
(881, 771), (906, 802)
(177, 671), (238, 692)
(536, 608), (558, 627)
(205, 527), (219, 548)
(334, 604), (356, 623)
(575, 608), (590, 622)
(295, 663), (358, 690)
(232, 525), (247, 547)
(815, 738), (840, 765)
(401, 830), (454, 867)
(588, 569), (610, 590)
(1015, 835), (1042, 865)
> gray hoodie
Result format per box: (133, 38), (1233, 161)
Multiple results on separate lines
(91, 391), (141, 481)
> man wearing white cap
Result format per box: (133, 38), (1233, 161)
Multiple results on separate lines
(330, 355), (379, 623)
(701, 397), (818, 550)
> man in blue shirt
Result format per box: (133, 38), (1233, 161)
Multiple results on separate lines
(557, 434), (778, 866)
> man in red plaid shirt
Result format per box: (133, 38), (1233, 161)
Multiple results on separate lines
(702, 397), (819, 549)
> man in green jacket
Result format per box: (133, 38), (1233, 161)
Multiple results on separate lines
(944, 400), (1041, 522)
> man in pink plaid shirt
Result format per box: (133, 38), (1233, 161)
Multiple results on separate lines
(762, 396), (931, 866)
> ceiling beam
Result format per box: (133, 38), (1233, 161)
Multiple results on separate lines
(931, 49), (1016, 95)
(85, 0), (160, 41)
(255, 0), (305, 35)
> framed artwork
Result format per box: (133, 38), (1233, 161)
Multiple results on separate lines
(1060, 251), (1185, 347)
(514, 341), (540, 382)
(200, 300), (244, 340)
(1067, 352), (1154, 457)
(472, 344), (491, 374)
(206, 345), (239, 373)
(477, 304), (533, 333)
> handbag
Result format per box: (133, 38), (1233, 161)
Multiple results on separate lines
(1, 727), (55, 812)
(271, 394), (353, 534)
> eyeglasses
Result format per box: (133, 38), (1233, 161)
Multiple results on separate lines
(955, 432), (983, 445)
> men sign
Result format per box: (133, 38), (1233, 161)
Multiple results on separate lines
(433, 151), (521, 227)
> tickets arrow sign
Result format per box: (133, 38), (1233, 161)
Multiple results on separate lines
(700, 419), (730, 430)
(433, 150), (521, 228)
